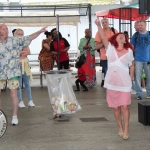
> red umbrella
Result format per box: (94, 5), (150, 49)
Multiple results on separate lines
(95, 8), (149, 21)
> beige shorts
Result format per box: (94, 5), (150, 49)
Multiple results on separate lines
(0, 79), (19, 90)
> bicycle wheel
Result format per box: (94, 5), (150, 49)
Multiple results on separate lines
(0, 109), (7, 138)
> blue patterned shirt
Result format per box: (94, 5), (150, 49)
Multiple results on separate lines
(0, 36), (31, 80)
(131, 31), (150, 62)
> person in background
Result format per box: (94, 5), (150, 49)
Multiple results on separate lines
(38, 31), (54, 71)
(14, 28), (35, 108)
(133, 21), (147, 94)
(78, 28), (96, 87)
(134, 21), (140, 32)
(0, 24), (47, 125)
(131, 20), (150, 100)
(95, 18), (118, 88)
(74, 61), (88, 92)
(12, 29), (17, 36)
(50, 28), (70, 70)
(130, 21), (140, 94)
(95, 18), (134, 140)
(123, 31), (136, 95)
(124, 31), (129, 39)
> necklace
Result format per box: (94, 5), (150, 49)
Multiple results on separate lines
(116, 47), (124, 51)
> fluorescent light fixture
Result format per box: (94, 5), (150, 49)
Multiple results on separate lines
(0, 0), (8, 2)
(9, 0), (20, 2)
(121, 0), (132, 5)
(20, 0), (121, 5)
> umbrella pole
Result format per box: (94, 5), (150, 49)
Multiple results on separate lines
(56, 15), (60, 70)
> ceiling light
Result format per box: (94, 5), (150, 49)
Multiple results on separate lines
(121, 0), (132, 5)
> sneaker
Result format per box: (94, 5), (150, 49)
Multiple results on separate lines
(137, 96), (142, 100)
(28, 100), (35, 107)
(142, 88), (146, 92)
(18, 101), (25, 108)
(11, 116), (18, 125)
(131, 90), (136, 94)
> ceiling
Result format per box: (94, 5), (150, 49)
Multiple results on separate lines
(20, 0), (120, 5)
(0, 0), (139, 6)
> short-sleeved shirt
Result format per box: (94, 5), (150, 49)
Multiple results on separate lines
(131, 31), (150, 62)
(0, 36), (31, 80)
(78, 67), (86, 81)
(95, 28), (118, 60)
(50, 38), (70, 62)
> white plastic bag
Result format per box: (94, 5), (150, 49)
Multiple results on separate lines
(46, 70), (82, 116)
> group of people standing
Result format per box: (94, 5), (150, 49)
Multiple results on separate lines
(0, 18), (150, 141)
(0, 25), (97, 125)
(39, 28), (70, 71)
(39, 27), (97, 92)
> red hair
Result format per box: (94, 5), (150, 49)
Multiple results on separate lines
(108, 32), (134, 51)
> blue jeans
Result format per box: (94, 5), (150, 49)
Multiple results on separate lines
(17, 66), (32, 102)
(132, 80), (135, 90)
(135, 61), (150, 97)
(132, 71), (136, 90)
(101, 60), (108, 77)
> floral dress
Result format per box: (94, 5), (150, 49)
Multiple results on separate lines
(78, 37), (96, 87)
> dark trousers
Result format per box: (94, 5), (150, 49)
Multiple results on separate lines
(59, 60), (69, 70)
(75, 79), (87, 90)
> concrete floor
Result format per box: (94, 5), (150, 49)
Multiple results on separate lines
(0, 70), (150, 150)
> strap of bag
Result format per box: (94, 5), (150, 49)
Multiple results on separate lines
(86, 37), (91, 45)
(111, 27), (115, 34)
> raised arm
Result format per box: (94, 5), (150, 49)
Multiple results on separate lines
(95, 19), (109, 49)
(29, 27), (47, 41)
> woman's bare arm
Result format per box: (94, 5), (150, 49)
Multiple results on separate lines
(62, 46), (70, 52)
(20, 47), (31, 56)
(129, 60), (134, 81)
(43, 43), (50, 51)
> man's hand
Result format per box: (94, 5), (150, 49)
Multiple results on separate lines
(83, 45), (92, 49)
(39, 27), (48, 33)
(30, 26), (48, 40)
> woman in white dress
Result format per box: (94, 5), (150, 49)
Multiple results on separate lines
(95, 19), (134, 140)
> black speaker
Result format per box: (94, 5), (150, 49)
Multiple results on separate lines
(139, 0), (150, 14)
(138, 101), (150, 126)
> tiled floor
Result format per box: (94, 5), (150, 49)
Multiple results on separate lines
(0, 70), (150, 150)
